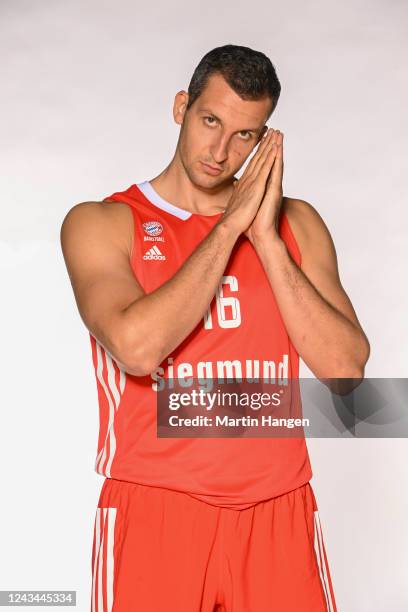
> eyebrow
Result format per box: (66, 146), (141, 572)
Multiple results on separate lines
(198, 108), (260, 134)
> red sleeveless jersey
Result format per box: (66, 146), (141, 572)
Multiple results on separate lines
(89, 181), (313, 510)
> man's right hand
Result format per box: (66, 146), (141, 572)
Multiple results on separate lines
(220, 128), (279, 236)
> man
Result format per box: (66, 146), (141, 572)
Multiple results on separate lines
(61, 44), (370, 611)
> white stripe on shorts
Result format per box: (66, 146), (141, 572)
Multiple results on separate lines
(313, 510), (334, 612)
(91, 507), (118, 612)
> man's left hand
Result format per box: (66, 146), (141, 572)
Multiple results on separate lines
(244, 129), (284, 245)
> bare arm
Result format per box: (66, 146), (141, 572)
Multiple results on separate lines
(60, 129), (278, 376)
(120, 215), (240, 374)
(60, 202), (239, 376)
(253, 199), (370, 388)
(241, 129), (370, 393)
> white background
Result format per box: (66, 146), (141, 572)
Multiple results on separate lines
(1, 0), (407, 610)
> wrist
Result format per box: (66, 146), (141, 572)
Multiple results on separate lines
(251, 233), (288, 266)
(214, 215), (242, 243)
(251, 230), (285, 252)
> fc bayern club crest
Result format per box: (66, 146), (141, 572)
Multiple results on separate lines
(142, 221), (163, 236)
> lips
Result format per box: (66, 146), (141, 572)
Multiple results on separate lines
(201, 162), (222, 175)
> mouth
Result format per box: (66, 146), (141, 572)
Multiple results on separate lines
(200, 161), (223, 176)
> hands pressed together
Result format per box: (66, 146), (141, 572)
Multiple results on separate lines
(221, 128), (284, 245)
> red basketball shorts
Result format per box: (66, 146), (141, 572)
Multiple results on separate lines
(91, 478), (337, 611)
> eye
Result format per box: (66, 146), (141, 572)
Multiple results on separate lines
(238, 131), (252, 141)
(203, 116), (217, 126)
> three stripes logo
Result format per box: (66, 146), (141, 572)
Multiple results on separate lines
(143, 245), (166, 261)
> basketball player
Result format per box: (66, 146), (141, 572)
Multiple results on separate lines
(60, 45), (370, 611)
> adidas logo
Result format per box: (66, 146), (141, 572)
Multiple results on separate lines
(143, 245), (166, 261)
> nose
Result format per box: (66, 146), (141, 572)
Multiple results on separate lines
(210, 134), (230, 165)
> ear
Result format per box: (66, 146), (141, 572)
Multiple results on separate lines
(173, 90), (189, 125)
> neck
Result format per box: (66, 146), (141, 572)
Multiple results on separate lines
(149, 147), (235, 215)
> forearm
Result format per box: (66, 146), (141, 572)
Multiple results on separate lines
(253, 235), (369, 379)
(120, 220), (239, 374)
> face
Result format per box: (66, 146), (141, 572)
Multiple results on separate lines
(173, 73), (273, 190)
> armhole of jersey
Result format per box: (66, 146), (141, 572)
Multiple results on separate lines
(282, 212), (302, 268)
(102, 196), (140, 278)
(128, 205), (139, 271)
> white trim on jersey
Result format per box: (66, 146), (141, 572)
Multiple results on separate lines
(137, 180), (192, 220)
(94, 341), (126, 477)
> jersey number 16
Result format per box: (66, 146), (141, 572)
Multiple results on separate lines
(203, 275), (241, 329)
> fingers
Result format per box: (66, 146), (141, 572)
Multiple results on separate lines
(242, 128), (274, 178)
(251, 129), (277, 175)
(266, 131), (284, 189)
(239, 127), (284, 191)
(255, 129), (281, 182)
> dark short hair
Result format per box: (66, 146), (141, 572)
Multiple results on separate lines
(186, 44), (281, 116)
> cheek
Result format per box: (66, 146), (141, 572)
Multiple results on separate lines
(230, 144), (248, 165)
(186, 128), (212, 158)
(233, 141), (256, 163)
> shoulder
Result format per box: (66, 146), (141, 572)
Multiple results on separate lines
(281, 196), (336, 261)
(61, 199), (134, 226)
(60, 199), (135, 255)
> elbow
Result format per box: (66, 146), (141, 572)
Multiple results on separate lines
(110, 314), (163, 377)
(362, 335), (371, 369)
(319, 369), (365, 396)
(336, 333), (371, 380)
(317, 342), (370, 396)
(117, 338), (162, 377)
(345, 335), (370, 384)
(340, 363), (366, 383)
